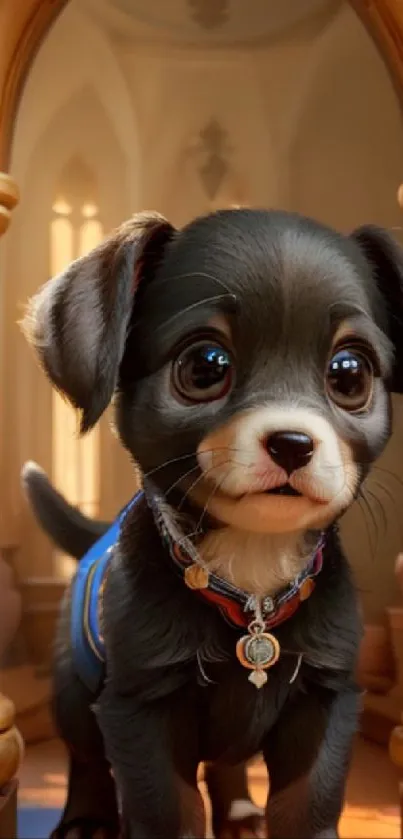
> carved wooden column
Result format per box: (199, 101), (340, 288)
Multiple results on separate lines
(0, 13), (68, 832)
(0, 170), (20, 547)
(0, 696), (23, 839)
(0, 171), (22, 839)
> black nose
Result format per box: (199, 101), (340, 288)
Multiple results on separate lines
(266, 431), (314, 476)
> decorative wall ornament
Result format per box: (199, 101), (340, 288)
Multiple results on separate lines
(196, 119), (233, 200)
(187, 0), (229, 30)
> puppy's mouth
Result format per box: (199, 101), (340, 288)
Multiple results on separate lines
(264, 483), (302, 497)
(189, 477), (327, 534)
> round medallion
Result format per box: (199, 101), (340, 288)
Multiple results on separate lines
(236, 632), (280, 670)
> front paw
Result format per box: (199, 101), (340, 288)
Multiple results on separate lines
(50, 818), (121, 839)
(217, 801), (266, 839)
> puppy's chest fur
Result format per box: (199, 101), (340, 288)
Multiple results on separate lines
(198, 527), (307, 595)
(100, 504), (360, 766)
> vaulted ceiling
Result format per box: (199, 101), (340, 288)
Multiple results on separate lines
(82, 0), (340, 46)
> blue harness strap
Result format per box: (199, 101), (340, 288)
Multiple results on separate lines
(71, 492), (143, 694)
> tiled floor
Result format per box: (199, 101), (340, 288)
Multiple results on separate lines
(19, 735), (401, 837)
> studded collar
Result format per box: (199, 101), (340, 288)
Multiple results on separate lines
(144, 481), (324, 632)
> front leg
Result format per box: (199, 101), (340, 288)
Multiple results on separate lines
(263, 684), (360, 839)
(95, 686), (204, 839)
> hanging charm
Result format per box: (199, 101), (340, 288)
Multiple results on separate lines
(236, 619), (280, 689)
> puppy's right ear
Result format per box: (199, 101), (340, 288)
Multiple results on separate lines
(22, 212), (175, 431)
(351, 225), (403, 393)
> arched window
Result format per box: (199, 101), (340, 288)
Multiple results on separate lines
(50, 157), (102, 577)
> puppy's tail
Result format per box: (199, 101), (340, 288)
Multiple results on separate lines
(21, 461), (110, 559)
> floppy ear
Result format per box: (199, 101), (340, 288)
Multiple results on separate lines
(350, 224), (403, 393)
(23, 212), (176, 431)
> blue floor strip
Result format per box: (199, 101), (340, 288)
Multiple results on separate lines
(18, 807), (60, 838)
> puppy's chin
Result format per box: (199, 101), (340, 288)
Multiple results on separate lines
(190, 483), (334, 534)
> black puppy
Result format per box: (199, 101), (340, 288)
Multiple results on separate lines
(22, 209), (403, 839)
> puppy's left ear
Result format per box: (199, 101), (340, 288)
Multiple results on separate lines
(351, 224), (403, 393)
(23, 212), (176, 431)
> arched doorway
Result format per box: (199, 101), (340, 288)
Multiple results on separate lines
(0, 2), (402, 821)
(0, 0), (402, 179)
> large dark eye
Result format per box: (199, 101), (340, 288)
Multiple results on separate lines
(326, 348), (374, 412)
(172, 341), (234, 403)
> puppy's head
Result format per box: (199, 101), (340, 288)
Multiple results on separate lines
(23, 209), (403, 536)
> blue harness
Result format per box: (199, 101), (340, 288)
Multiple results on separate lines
(71, 492), (143, 695)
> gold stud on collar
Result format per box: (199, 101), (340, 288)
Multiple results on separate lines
(184, 564), (209, 590)
(299, 578), (315, 602)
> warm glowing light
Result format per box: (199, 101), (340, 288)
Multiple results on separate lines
(79, 218), (103, 256)
(52, 198), (72, 215)
(50, 168), (102, 579)
(50, 217), (73, 276)
(81, 202), (98, 219)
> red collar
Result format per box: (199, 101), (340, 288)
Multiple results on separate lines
(146, 486), (323, 631)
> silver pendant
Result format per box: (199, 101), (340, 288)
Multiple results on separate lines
(236, 619), (280, 689)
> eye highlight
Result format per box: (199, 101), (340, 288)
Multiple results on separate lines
(326, 346), (374, 412)
(172, 340), (234, 404)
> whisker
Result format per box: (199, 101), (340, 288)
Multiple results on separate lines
(177, 460), (232, 513)
(348, 461), (403, 493)
(142, 446), (243, 482)
(361, 488), (379, 548)
(177, 470), (215, 514)
(356, 490), (378, 561)
(371, 465), (403, 492)
(193, 468), (235, 537)
(150, 293), (237, 336)
(371, 479), (403, 544)
(177, 456), (253, 513)
(147, 270), (236, 298)
(142, 452), (196, 481)
(362, 486), (387, 537)
(179, 467), (235, 546)
(164, 464), (201, 498)
(164, 456), (251, 510)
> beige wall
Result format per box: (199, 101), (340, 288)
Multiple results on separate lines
(2, 0), (403, 617)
